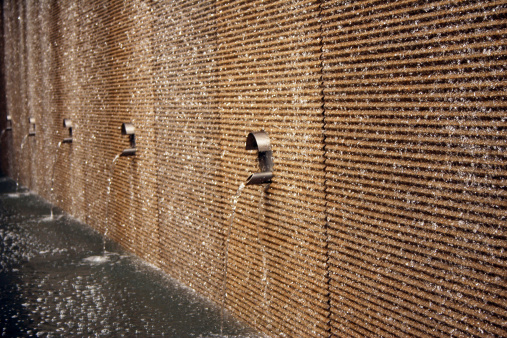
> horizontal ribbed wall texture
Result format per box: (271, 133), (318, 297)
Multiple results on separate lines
(152, 0), (224, 307)
(1, 0), (505, 337)
(322, 0), (506, 336)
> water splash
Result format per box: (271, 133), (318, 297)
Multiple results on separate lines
(39, 214), (63, 223)
(221, 182), (246, 335)
(103, 153), (121, 252)
(82, 252), (119, 265)
(82, 255), (111, 264)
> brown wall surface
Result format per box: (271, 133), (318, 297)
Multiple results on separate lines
(1, 1), (505, 337)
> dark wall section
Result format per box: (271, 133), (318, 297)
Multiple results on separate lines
(0, 0), (10, 175)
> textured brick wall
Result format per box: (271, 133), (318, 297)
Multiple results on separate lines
(1, 1), (505, 337)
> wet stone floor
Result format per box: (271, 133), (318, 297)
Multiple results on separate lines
(0, 176), (259, 337)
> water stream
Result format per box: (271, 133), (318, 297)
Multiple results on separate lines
(221, 182), (246, 335)
(0, 129), (6, 147)
(103, 154), (121, 253)
(49, 141), (62, 219)
(15, 135), (30, 192)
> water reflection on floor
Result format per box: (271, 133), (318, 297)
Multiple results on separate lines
(0, 176), (260, 337)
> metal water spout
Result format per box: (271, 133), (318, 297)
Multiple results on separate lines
(120, 123), (136, 156)
(245, 131), (273, 185)
(28, 117), (36, 136)
(5, 115), (12, 131)
(62, 119), (73, 143)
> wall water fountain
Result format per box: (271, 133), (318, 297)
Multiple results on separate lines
(15, 118), (37, 191)
(103, 123), (137, 253)
(49, 119), (74, 218)
(49, 141), (63, 219)
(19, 117), (37, 151)
(0, 115), (12, 146)
(221, 131), (274, 334)
(1, 1), (505, 335)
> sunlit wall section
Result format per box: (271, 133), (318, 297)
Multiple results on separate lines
(216, 0), (328, 336)
(57, 0), (158, 263)
(94, 1), (158, 263)
(23, 0), (44, 194)
(40, 0), (78, 213)
(64, 0), (116, 232)
(322, 1), (507, 336)
(58, 0), (86, 218)
(150, 0), (224, 301)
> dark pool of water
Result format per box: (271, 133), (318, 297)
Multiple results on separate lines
(0, 176), (260, 337)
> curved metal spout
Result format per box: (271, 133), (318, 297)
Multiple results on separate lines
(5, 115), (12, 131)
(121, 122), (136, 156)
(245, 131), (273, 185)
(28, 117), (36, 136)
(246, 172), (273, 185)
(62, 118), (73, 143)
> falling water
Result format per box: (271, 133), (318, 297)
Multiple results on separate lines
(103, 154), (121, 253)
(221, 182), (246, 335)
(0, 129), (6, 146)
(19, 134), (29, 151)
(15, 134), (30, 192)
(48, 141), (63, 219)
